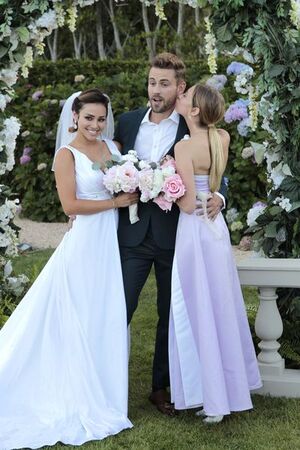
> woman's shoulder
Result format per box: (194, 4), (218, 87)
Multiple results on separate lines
(217, 128), (230, 143)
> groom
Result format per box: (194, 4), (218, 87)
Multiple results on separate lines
(114, 53), (227, 415)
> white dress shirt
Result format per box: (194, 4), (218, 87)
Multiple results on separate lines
(134, 108), (225, 207)
(134, 109), (179, 162)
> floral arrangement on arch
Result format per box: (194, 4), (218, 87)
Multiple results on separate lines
(0, 0), (99, 304)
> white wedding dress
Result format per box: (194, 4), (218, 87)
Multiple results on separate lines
(0, 139), (132, 449)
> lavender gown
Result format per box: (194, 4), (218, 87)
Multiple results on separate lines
(169, 175), (262, 416)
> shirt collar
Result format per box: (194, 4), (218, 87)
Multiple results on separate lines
(142, 108), (180, 125)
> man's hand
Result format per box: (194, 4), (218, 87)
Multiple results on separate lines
(196, 193), (223, 221)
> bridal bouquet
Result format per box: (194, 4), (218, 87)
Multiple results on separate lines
(103, 150), (140, 224)
(103, 151), (186, 223)
(139, 155), (186, 212)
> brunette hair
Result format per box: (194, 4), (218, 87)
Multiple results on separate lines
(150, 52), (186, 81)
(192, 84), (226, 192)
(69, 88), (109, 133)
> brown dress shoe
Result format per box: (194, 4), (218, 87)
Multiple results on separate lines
(149, 389), (177, 416)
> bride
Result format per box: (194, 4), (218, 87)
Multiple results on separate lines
(0, 88), (138, 449)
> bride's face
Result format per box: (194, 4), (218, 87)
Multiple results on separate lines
(74, 103), (107, 141)
(175, 86), (195, 118)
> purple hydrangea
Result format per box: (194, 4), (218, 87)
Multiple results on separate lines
(23, 147), (32, 156)
(20, 154), (31, 165)
(32, 90), (43, 101)
(224, 99), (249, 123)
(206, 74), (227, 91)
(227, 61), (254, 76)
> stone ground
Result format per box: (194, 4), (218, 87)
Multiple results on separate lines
(14, 216), (252, 261)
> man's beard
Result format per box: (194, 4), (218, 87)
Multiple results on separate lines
(150, 96), (176, 113)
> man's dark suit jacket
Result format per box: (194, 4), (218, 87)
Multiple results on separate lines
(114, 107), (228, 250)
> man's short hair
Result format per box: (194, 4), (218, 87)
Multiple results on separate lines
(150, 52), (186, 81)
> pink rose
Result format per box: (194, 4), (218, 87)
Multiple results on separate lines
(161, 155), (176, 170)
(153, 194), (172, 212)
(162, 174), (185, 201)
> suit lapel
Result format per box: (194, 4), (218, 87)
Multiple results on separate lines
(126, 107), (149, 152)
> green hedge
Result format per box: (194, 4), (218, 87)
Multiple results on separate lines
(5, 58), (267, 243)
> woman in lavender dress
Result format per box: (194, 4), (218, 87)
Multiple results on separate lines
(169, 84), (262, 424)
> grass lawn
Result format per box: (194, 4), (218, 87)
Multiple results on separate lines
(12, 249), (300, 450)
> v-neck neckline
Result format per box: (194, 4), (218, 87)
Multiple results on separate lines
(67, 140), (112, 173)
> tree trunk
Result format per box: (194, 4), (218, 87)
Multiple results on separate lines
(195, 6), (203, 57)
(47, 28), (58, 61)
(96, 2), (106, 60)
(176, 3), (184, 55)
(72, 31), (82, 59)
(142, 3), (155, 61)
(108, 0), (124, 56)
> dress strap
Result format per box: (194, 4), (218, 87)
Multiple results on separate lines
(52, 145), (76, 171)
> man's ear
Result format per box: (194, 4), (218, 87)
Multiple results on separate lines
(177, 80), (186, 95)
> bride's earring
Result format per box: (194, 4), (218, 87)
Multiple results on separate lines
(73, 120), (78, 131)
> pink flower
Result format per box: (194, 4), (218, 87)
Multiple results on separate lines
(20, 155), (31, 165)
(103, 166), (120, 193)
(161, 155), (176, 169)
(153, 194), (172, 211)
(117, 162), (139, 193)
(162, 174), (185, 201)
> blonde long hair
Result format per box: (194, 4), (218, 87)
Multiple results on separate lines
(192, 84), (226, 192)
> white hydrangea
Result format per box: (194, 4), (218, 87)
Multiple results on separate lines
(0, 67), (18, 88)
(269, 162), (285, 189)
(35, 9), (58, 31)
(247, 202), (267, 227)
(273, 196), (292, 212)
(234, 70), (253, 94)
(226, 207), (239, 224)
(0, 94), (12, 112)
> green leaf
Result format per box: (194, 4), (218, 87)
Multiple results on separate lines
(290, 201), (300, 212)
(269, 206), (282, 216)
(91, 162), (101, 171)
(268, 65), (286, 78)
(111, 153), (121, 163)
(265, 222), (278, 238)
(250, 141), (265, 164)
(216, 23), (233, 43)
(16, 27), (30, 44)
(0, 45), (8, 58)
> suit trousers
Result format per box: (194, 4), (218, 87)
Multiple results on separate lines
(119, 224), (174, 392)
